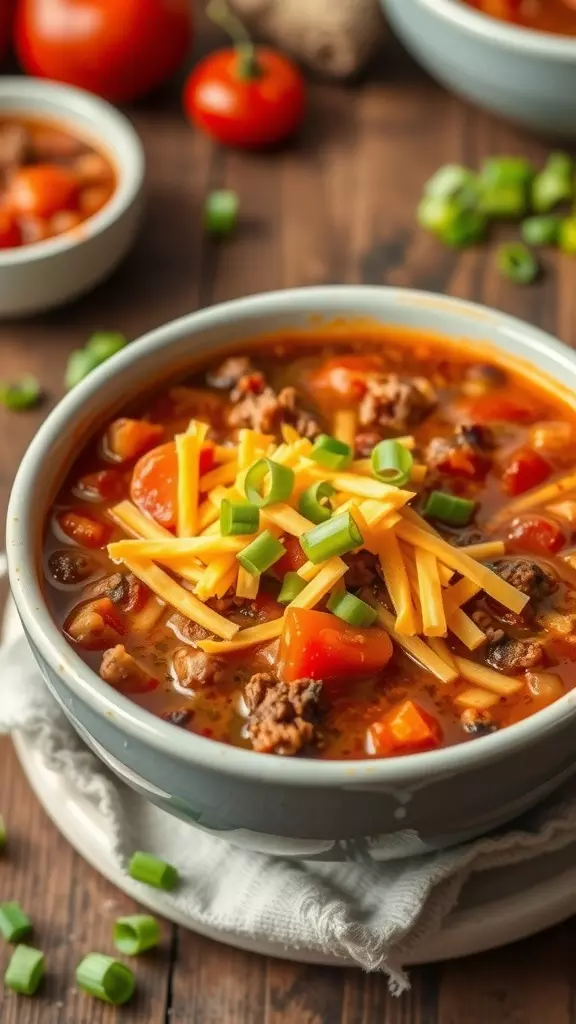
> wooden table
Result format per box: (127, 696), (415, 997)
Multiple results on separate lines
(2, 20), (576, 1024)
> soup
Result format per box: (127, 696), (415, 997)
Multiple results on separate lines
(0, 115), (116, 248)
(44, 330), (576, 759)
(463, 0), (576, 35)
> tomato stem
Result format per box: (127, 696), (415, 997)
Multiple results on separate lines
(206, 0), (261, 78)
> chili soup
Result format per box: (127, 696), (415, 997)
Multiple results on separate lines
(462, 0), (576, 35)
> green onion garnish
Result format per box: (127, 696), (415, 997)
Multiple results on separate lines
(0, 814), (6, 851)
(278, 572), (307, 604)
(128, 851), (179, 891)
(496, 242), (539, 285)
(204, 190), (239, 236)
(424, 490), (476, 527)
(4, 945), (45, 996)
(86, 331), (127, 361)
(423, 164), (477, 199)
(244, 458), (294, 508)
(532, 152), (574, 213)
(113, 915), (161, 956)
(237, 531), (285, 576)
(309, 434), (352, 471)
(300, 511), (362, 565)
(327, 590), (378, 628)
(371, 439), (413, 487)
(65, 349), (101, 389)
(0, 374), (41, 411)
(479, 184), (527, 220)
(521, 215), (561, 247)
(559, 217), (576, 254)
(299, 481), (335, 524)
(480, 156), (534, 188)
(220, 499), (259, 536)
(76, 953), (135, 1005)
(0, 903), (32, 943)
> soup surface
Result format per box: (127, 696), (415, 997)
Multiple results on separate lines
(463, 0), (576, 34)
(0, 116), (116, 248)
(44, 330), (576, 759)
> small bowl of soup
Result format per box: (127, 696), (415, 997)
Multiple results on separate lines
(8, 286), (576, 860)
(383, 0), (576, 137)
(0, 77), (144, 317)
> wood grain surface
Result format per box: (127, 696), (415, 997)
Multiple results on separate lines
(2, 18), (576, 1024)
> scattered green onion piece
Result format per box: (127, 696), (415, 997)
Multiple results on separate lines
(300, 511), (362, 565)
(371, 439), (413, 487)
(244, 458), (294, 508)
(278, 572), (307, 604)
(220, 499), (259, 536)
(128, 851), (179, 891)
(86, 331), (127, 361)
(204, 190), (239, 237)
(424, 490), (476, 527)
(237, 530), (285, 576)
(423, 164), (477, 200)
(479, 183), (527, 220)
(480, 156), (534, 188)
(559, 217), (576, 254)
(299, 481), (335, 524)
(113, 915), (161, 956)
(496, 242), (539, 285)
(521, 215), (562, 247)
(440, 207), (486, 248)
(310, 434), (352, 470)
(417, 197), (486, 248)
(0, 374), (41, 411)
(0, 814), (5, 851)
(327, 589), (378, 628)
(4, 945), (45, 996)
(532, 152), (574, 213)
(76, 953), (135, 1006)
(65, 348), (101, 389)
(0, 903), (32, 943)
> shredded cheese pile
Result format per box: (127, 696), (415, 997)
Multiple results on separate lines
(106, 416), (530, 697)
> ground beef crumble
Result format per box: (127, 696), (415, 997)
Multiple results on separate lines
(100, 645), (155, 690)
(244, 673), (323, 755)
(485, 637), (543, 673)
(359, 374), (437, 433)
(344, 551), (379, 589)
(426, 424), (494, 479)
(173, 648), (226, 688)
(485, 559), (558, 602)
(228, 372), (320, 438)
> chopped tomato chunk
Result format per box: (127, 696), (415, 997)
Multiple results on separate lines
(131, 441), (178, 529)
(57, 509), (111, 548)
(77, 468), (127, 501)
(275, 534), (308, 576)
(506, 515), (565, 556)
(501, 447), (551, 496)
(106, 418), (164, 463)
(279, 608), (393, 683)
(308, 355), (381, 404)
(368, 700), (442, 756)
(65, 598), (124, 650)
(462, 393), (537, 424)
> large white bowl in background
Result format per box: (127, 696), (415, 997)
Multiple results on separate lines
(0, 78), (145, 318)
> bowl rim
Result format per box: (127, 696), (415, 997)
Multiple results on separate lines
(0, 77), (145, 267)
(8, 285), (576, 788)
(411, 0), (576, 56)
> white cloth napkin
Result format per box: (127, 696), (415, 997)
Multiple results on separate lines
(3, 580), (576, 994)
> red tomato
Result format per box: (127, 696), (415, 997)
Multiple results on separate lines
(7, 165), (79, 219)
(77, 469), (127, 502)
(308, 356), (381, 404)
(0, 208), (22, 248)
(184, 47), (306, 148)
(501, 447), (551, 496)
(15, 0), (193, 104)
(369, 700), (442, 756)
(506, 515), (565, 556)
(275, 535), (308, 576)
(279, 608), (393, 683)
(106, 419), (164, 463)
(462, 393), (537, 424)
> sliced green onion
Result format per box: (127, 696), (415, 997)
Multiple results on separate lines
(480, 156), (534, 188)
(424, 164), (477, 200)
(237, 531), (285, 576)
(424, 490), (476, 527)
(309, 434), (352, 470)
(559, 217), (576, 254)
(300, 511), (362, 565)
(496, 242), (539, 285)
(204, 190), (239, 236)
(0, 374), (41, 411)
(86, 331), (127, 361)
(220, 500), (259, 536)
(417, 197), (486, 248)
(128, 851), (179, 891)
(479, 183), (527, 220)
(371, 439), (413, 487)
(113, 915), (161, 956)
(0, 814), (6, 851)
(299, 481), (335, 524)
(278, 572), (307, 604)
(532, 153), (574, 213)
(327, 590), (378, 628)
(65, 348), (100, 389)
(76, 953), (135, 1005)
(0, 903), (32, 943)
(521, 215), (561, 247)
(4, 945), (45, 996)
(244, 458), (294, 507)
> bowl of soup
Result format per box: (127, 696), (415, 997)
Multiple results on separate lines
(8, 285), (576, 860)
(0, 77), (144, 317)
(384, 0), (576, 137)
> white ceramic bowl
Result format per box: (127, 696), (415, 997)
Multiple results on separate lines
(0, 78), (145, 317)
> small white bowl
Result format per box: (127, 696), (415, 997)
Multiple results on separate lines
(0, 78), (145, 318)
